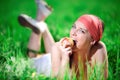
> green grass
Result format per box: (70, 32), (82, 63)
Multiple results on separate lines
(0, 0), (120, 80)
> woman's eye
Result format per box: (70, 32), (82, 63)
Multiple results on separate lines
(79, 29), (85, 33)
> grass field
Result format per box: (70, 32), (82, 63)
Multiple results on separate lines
(0, 0), (120, 80)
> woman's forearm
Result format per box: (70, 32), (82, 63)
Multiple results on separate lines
(51, 44), (70, 78)
(51, 44), (61, 77)
(60, 55), (70, 75)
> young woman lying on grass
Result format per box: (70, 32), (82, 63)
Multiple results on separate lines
(18, 0), (108, 79)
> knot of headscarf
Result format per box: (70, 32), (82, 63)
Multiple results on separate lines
(76, 14), (103, 42)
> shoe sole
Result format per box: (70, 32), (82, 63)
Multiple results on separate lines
(18, 15), (40, 34)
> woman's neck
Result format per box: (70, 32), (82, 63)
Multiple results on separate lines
(70, 48), (91, 68)
(73, 48), (90, 59)
(69, 49), (90, 78)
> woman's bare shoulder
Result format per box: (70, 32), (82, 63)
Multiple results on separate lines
(98, 41), (106, 49)
(93, 41), (106, 49)
(90, 41), (107, 63)
(92, 41), (107, 53)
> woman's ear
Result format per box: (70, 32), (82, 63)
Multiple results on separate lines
(90, 38), (96, 45)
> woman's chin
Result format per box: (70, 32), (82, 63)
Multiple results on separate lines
(72, 47), (79, 52)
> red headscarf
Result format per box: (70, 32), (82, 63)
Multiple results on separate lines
(76, 14), (103, 42)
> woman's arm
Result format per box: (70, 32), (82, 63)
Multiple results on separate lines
(51, 40), (72, 78)
(51, 43), (61, 77)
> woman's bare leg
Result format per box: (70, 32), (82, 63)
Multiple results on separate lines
(18, 1), (61, 74)
(27, 32), (42, 58)
(18, 14), (43, 58)
(42, 26), (55, 53)
(18, 0), (53, 58)
(27, 22), (55, 58)
(26, 0), (52, 58)
(27, 8), (43, 58)
(20, 3), (57, 59)
(35, 1), (61, 75)
(27, 7), (44, 58)
(35, 0), (54, 53)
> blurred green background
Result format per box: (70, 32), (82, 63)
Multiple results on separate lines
(0, 0), (120, 80)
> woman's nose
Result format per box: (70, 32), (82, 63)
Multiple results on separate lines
(72, 31), (77, 36)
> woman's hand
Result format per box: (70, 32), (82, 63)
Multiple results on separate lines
(51, 38), (73, 77)
(59, 38), (73, 57)
(56, 38), (73, 78)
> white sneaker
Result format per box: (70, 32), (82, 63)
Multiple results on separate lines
(35, 0), (52, 17)
(18, 14), (47, 34)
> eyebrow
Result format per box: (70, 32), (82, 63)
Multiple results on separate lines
(79, 28), (87, 31)
(74, 24), (88, 31)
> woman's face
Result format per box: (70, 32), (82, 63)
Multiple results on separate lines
(70, 21), (92, 51)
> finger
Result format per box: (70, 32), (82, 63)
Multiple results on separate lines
(59, 38), (65, 45)
(65, 47), (72, 51)
(62, 42), (66, 48)
(63, 41), (72, 48)
(60, 38), (71, 47)
(60, 38), (65, 42)
(66, 51), (72, 56)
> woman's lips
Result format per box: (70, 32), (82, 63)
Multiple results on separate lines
(73, 40), (77, 46)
